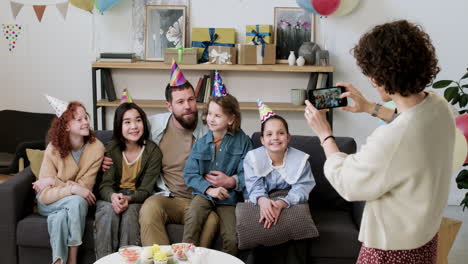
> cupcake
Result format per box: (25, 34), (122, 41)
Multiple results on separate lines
(153, 251), (168, 264)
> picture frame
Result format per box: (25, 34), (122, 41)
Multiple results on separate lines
(145, 5), (187, 61)
(274, 7), (315, 64)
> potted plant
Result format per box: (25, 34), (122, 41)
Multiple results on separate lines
(433, 68), (468, 210)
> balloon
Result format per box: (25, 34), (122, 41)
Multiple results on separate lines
(456, 114), (468, 163)
(69, 0), (94, 12)
(453, 128), (468, 173)
(312, 0), (341, 16)
(296, 0), (318, 14)
(331, 0), (360, 16)
(95, 0), (122, 14)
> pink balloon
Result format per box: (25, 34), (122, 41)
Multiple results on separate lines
(311, 0), (341, 16)
(456, 114), (468, 163)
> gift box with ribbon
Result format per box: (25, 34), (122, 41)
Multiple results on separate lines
(208, 46), (237, 65)
(237, 44), (276, 65)
(191, 28), (236, 63)
(245, 25), (273, 44)
(164, 47), (198, 65)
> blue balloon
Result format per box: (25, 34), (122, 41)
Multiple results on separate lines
(296, 0), (318, 14)
(95, 0), (122, 14)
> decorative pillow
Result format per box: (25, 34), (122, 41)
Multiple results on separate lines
(26, 148), (44, 179)
(236, 190), (319, 250)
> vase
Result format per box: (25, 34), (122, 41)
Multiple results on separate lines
(296, 56), (306, 66)
(298, 42), (321, 65)
(288, 51), (296, 66)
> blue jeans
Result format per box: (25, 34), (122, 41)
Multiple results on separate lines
(37, 195), (88, 264)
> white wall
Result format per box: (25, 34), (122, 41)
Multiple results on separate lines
(1, 0), (467, 204)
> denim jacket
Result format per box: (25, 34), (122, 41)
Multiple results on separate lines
(184, 129), (253, 205)
(147, 112), (208, 196)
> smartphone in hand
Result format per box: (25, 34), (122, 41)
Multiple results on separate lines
(307, 86), (348, 109)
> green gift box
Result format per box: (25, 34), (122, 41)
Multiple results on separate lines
(191, 28), (236, 63)
(245, 25), (273, 44)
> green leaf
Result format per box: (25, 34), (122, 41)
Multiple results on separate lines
(460, 110), (468, 115)
(462, 84), (468, 88)
(444, 86), (458, 102)
(462, 72), (468, 80)
(460, 193), (468, 211)
(461, 94), (468, 108)
(432, 80), (453, 88)
(451, 92), (460, 105)
(456, 169), (468, 189)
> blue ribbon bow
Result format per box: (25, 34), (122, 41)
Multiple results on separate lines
(191, 28), (235, 63)
(246, 25), (271, 57)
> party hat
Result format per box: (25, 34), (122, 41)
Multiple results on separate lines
(257, 99), (276, 123)
(45, 95), (69, 117)
(169, 59), (187, 87)
(212, 70), (228, 97)
(120, 88), (133, 103)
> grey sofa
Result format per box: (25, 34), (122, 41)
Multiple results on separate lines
(0, 130), (363, 264)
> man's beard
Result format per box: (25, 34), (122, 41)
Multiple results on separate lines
(173, 110), (198, 130)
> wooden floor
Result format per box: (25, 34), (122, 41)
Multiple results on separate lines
(0, 174), (13, 184)
(444, 205), (468, 264)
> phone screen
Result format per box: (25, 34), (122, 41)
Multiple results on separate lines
(308, 86), (348, 109)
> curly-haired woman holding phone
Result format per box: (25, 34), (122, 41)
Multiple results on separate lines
(304, 20), (455, 263)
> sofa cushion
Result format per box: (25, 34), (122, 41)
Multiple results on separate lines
(16, 214), (95, 251)
(236, 201), (319, 250)
(309, 210), (361, 259)
(251, 132), (357, 211)
(0, 152), (14, 167)
(26, 149), (45, 178)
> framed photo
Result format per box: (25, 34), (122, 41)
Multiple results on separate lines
(274, 7), (315, 64)
(145, 5), (187, 61)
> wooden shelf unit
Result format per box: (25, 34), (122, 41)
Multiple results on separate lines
(97, 99), (306, 111)
(92, 61), (334, 130)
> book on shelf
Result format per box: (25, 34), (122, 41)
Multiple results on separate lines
(307, 73), (319, 92)
(194, 77), (204, 98)
(196, 75), (209, 103)
(203, 76), (212, 103)
(316, 73), (328, 89)
(97, 58), (136, 63)
(101, 69), (117, 101)
(100, 52), (135, 59)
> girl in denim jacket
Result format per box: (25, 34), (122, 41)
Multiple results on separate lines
(183, 72), (252, 255)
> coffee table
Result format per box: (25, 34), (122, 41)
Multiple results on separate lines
(94, 246), (244, 264)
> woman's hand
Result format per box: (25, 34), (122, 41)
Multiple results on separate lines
(258, 197), (276, 228)
(304, 100), (332, 142)
(338, 83), (374, 114)
(71, 185), (96, 206)
(205, 187), (230, 200)
(32, 177), (55, 194)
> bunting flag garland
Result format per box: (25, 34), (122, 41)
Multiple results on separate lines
(9, 1), (71, 21)
(33, 5), (47, 22)
(2, 24), (23, 52)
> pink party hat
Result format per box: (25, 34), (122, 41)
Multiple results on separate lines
(45, 94), (69, 117)
(212, 70), (228, 97)
(169, 59), (187, 87)
(120, 88), (133, 103)
(257, 99), (276, 123)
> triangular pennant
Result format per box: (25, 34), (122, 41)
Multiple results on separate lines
(2, 24), (23, 52)
(33, 5), (47, 22)
(56, 2), (69, 19)
(10, 1), (24, 19)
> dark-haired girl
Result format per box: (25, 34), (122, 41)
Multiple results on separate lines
(94, 103), (162, 258)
